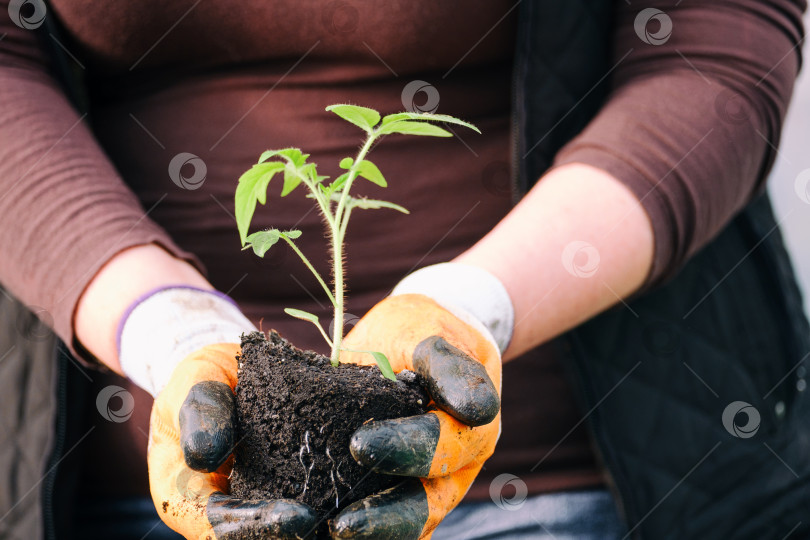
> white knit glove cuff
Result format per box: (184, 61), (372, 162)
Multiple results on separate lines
(117, 286), (257, 397)
(391, 263), (514, 354)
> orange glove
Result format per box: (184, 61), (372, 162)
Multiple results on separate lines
(148, 343), (317, 540)
(332, 293), (503, 539)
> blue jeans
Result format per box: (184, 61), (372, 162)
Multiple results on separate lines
(74, 488), (625, 539)
(433, 489), (627, 540)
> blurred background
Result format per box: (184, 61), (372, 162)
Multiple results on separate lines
(767, 9), (810, 317)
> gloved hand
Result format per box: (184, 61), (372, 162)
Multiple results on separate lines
(117, 286), (316, 540)
(148, 343), (317, 539)
(331, 263), (512, 539)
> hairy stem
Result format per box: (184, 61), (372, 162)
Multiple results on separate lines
(281, 236), (336, 306)
(330, 132), (377, 365)
(298, 170), (336, 231)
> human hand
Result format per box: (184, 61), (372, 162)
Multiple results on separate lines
(148, 343), (317, 540)
(331, 264), (512, 539)
(116, 286), (316, 539)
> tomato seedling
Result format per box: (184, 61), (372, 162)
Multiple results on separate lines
(235, 104), (479, 380)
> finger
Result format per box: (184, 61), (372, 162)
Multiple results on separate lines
(151, 383), (318, 539)
(179, 380), (236, 472)
(341, 295), (501, 379)
(413, 336), (499, 426)
(330, 479), (428, 540)
(350, 410), (499, 478)
(330, 466), (481, 540)
(148, 343), (239, 538)
(149, 400), (231, 539)
(208, 494), (317, 540)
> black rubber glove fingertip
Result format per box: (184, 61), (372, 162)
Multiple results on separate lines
(179, 381), (236, 472)
(414, 336), (500, 426)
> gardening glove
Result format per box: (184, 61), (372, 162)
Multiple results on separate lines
(118, 286), (317, 540)
(333, 263), (512, 539)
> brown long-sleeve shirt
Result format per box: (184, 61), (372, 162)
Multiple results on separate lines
(0, 0), (804, 501)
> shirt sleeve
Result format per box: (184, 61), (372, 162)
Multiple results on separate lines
(553, 0), (806, 285)
(0, 2), (202, 353)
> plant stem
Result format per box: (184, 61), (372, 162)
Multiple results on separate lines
(298, 171), (336, 231)
(281, 236), (336, 306)
(313, 319), (334, 349)
(330, 132), (377, 365)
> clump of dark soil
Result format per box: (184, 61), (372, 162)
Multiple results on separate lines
(231, 331), (428, 537)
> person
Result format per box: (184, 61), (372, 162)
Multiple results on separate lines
(1, 0), (808, 538)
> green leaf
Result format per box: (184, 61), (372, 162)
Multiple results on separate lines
(281, 164), (302, 196)
(235, 162), (285, 244)
(281, 229), (302, 239)
(380, 112), (481, 134)
(245, 229), (280, 257)
(284, 308), (319, 324)
(259, 148), (309, 167)
(377, 121), (452, 137)
(337, 158), (385, 187)
(323, 172), (350, 199)
(355, 159), (386, 187)
(326, 104), (381, 133)
(348, 197), (409, 213)
(370, 352), (397, 381)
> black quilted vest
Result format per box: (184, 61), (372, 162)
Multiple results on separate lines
(1, 2), (805, 540)
(514, 2), (810, 538)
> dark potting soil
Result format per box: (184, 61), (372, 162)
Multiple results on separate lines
(231, 331), (428, 537)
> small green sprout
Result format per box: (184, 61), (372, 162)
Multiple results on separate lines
(235, 104), (479, 380)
